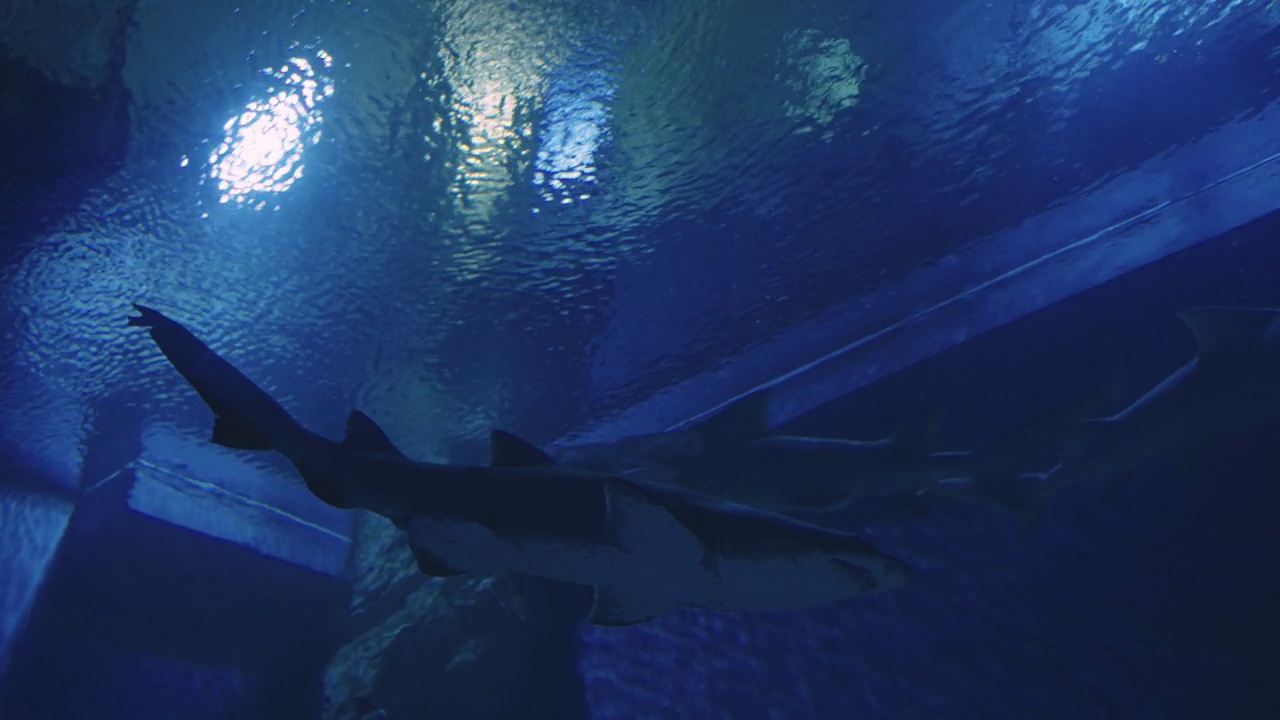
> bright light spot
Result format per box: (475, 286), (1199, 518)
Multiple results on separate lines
(459, 78), (519, 169)
(207, 51), (335, 209)
(533, 65), (613, 204)
(782, 30), (867, 141)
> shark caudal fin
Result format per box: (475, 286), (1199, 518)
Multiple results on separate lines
(128, 304), (302, 452)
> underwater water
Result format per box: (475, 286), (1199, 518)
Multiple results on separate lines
(2, 0), (1280, 718)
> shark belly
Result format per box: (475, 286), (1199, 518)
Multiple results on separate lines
(401, 516), (880, 619)
(400, 504), (709, 600)
(401, 516), (625, 582)
(397, 479), (908, 624)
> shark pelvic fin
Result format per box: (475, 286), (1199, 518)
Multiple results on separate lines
(409, 545), (466, 578)
(1177, 306), (1280, 355)
(490, 430), (556, 467)
(343, 411), (405, 456)
(212, 415), (272, 450)
(589, 586), (679, 626)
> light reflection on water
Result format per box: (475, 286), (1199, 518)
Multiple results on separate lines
(534, 61), (613, 206)
(206, 50), (335, 210)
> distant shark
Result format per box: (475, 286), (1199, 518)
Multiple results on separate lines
(554, 391), (1101, 520)
(1045, 306), (1280, 503)
(956, 306), (1280, 524)
(128, 305), (911, 626)
(647, 419), (1042, 515)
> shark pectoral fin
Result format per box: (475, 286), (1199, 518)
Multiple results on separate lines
(1177, 306), (1280, 355)
(490, 430), (556, 467)
(604, 479), (702, 559)
(212, 415), (273, 450)
(589, 586), (679, 626)
(409, 545), (466, 578)
(343, 411), (406, 457)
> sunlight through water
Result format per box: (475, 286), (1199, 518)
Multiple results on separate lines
(207, 50), (335, 210)
(533, 63), (613, 206)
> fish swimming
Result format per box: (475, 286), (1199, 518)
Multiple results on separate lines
(555, 393), (1101, 521)
(651, 423), (986, 514)
(550, 408), (951, 512)
(127, 304), (911, 626)
(1037, 306), (1280, 504)
(951, 306), (1280, 527)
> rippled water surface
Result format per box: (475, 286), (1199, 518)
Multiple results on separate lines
(3, 1), (1278, 466)
(3, 0), (1280, 718)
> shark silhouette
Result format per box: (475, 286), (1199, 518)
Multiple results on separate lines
(954, 307), (1280, 527)
(128, 305), (911, 625)
(555, 391), (1101, 521)
(1048, 306), (1280, 503)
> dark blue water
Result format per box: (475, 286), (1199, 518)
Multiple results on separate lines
(577, 211), (1280, 720)
(2, 0), (1280, 718)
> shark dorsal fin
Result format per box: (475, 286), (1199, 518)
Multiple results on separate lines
(693, 389), (772, 448)
(490, 430), (555, 467)
(1177, 307), (1280, 355)
(343, 411), (405, 456)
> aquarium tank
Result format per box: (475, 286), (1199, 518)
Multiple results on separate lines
(2, 0), (1279, 718)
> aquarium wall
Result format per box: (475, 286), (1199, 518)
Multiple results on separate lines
(2, 0), (1279, 718)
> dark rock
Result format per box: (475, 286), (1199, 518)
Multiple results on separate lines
(326, 514), (590, 720)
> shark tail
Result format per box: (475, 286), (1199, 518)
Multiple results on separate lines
(962, 381), (1122, 535)
(128, 304), (304, 453)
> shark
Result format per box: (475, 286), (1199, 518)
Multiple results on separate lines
(553, 392), (1103, 520)
(956, 306), (1280, 522)
(127, 304), (911, 626)
(648, 422), (997, 515)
